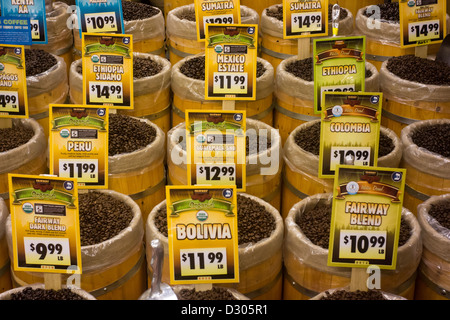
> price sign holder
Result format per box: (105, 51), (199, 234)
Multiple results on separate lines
(282, 0), (329, 59)
(82, 33), (133, 109)
(194, 0), (241, 41)
(185, 109), (246, 192)
(8, 174), (82, 287)
(49, 104), (109, 189)
(328, 165), (406, 275)
(313, 36), (366, 114)
(399, 0), (447, 57)
(1, 0), (48, 44)
(75, 0), (125, 37)
(318, 92), (382, 179)
(0, 45), (29, 124)
(166, 185), (239, 287)
(205, 24), (258, 102)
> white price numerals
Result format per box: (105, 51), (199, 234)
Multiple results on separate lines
(89, 81), (123, 104)
(24, 237), (71, 266)
(85, 12), (117, 33)
(203, 14), (234, 25)
(339, 230), (387, 260)
(291, 12), (322, 33)
(197, 164), (235, 185)
(330, 147), (371, 170)
(409, 20), (440, 42)
(0, 91), (19, 113)
(180, 248), (227, 277)
(30, 20), (40, 39)
(213, 73), (247, 95)
(59, 159), (98, 183)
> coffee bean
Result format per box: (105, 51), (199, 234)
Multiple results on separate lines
(364, 2), (399, 23)
(296, 202), (411, 249)
(25, 49), (57, 77)
(294, 121), (395, 157)
(320, 289), (387, 300)
(177, 8), (196, 21)
(9, 287), (86, 300)
(177, 287), (237, 300)
(155, 195), (276, 245)
(122, 1), (160, 21)
(77, 57), (163, 79)
(109, 114), (157, 156)
(0, 122), (34, 152)
(79, 191), (133, 246)
(386, 55), (450, 86)
(180, 56), (266, 80)
(411, 123), (450, 158)
(428, 201), (450, 231)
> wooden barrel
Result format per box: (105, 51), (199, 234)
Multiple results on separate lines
(0, 283), (97, 300)
(7, 189), (147, 300)
(241, 0), (280, 17)
(31, 2), (74, 77)
(400, 119), (450, 216)
(27, 54), (69, 139)
(145, 194), (284, 300)
(69, 54), (172, 134)
(0, 119), (48, 210)
(415, 194), (450, 300)
(260, 4), (354, 73)
(109, 117), (166, 222)
(356, 8), (449, 71)
(171, 54), (275, 127)
(283, 193), (422, 300)
(379, 59), (450, 138)
(73, 4), (166, 60)
(167, 118), (282, 211)
(164, 0), (192, 20)
(310, 287), (407, 300)
(274, 58), (380, 144)
(167, 4), (259, 65)
(0, 199), (11, 294)
(281, 120), (402, 219)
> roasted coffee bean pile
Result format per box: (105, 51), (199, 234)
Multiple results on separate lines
(320, 289), (387, 300)
(9, 287), (86, 300)
(133, 57), (163, 78)
(294, 121), (395, 158)
(109, 114), (157, 156)
(296, 202), (411, 249)
(429, 201), (450, 230)
(237, 195), (276, 245)
(364, 2), (399, 23)
(79, 191), (133, 246)
(25, 49), (57, 77)
(177, 287), (237, 300)
(0, 123), (34, 152)
(285, 57), (372, 81)
(77, 57), (162, 79)
(387, 55), (450, 86)
(154, 195), (276, 245)
(180, 56), (266, 80)
(246, 133), (272, 155)
(266, 4), (348, 21)
(122, 1), (160, 21)
(178, 9), (196, 21)
(411, 123), (450, 158)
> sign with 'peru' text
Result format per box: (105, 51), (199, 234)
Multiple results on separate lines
(328, 166), (406, 270)
(49, 104), (109, 189)
(166, 186), (239, 285)
(313, 36), (366, 114)
(8, 174), (82, 274)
